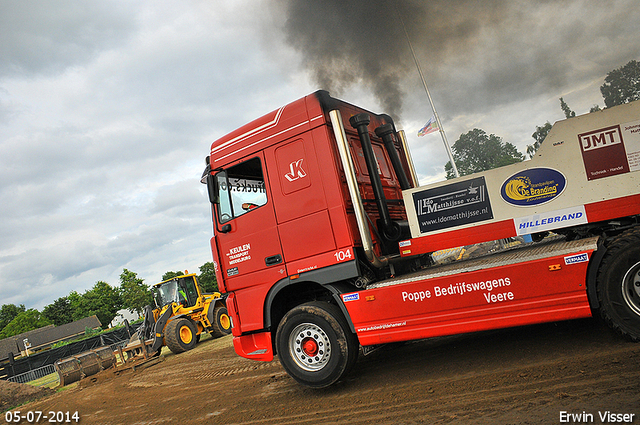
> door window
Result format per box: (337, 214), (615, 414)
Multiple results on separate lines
(215, 157), (267, 223)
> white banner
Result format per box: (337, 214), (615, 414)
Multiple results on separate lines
(514, 205), (587, 236)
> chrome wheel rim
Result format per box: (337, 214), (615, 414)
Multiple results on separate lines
(622, 260), (640, 317)
(288, 322), (331, 372)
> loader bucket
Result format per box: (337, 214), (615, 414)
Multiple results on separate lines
(92, 346), (116, 370)
(55, 358), (82, 386)
(75, 351), (100, 378)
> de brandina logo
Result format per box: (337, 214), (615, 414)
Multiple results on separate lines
(285, 159), (307, 182)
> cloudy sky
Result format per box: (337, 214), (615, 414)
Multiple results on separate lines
(1, 0), (638, 310)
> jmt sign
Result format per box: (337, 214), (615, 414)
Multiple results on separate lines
(578, 125), (629, 180)
(579, 125), (622, 151)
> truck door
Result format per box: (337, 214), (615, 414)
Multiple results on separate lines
(211, 154), (285, 331)
(263, 135), (339, 270)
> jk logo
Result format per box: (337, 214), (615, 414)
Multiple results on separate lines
(285, 159), (307, 182)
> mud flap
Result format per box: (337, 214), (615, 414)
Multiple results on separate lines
(150, 307), (173, 354)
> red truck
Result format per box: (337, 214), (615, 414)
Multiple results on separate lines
(202, 91), (640, 388)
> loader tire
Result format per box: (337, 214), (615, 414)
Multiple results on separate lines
(165, 318), (198, 354)
(597, 228), (640, 341)
(210, 305), (232, 338)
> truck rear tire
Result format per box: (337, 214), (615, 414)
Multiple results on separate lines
(597, 228), (640, 341)
(165, 318), (198, 354)
(209, 304), (232, 338)
(275, 301), (358, 388)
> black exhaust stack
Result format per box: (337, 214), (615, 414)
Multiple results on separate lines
(349, 113), (404, 244)
(375, 123), (412, 190)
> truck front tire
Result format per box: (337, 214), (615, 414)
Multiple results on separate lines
(275, 301), (358, 388)
(597, 228), (640, 341)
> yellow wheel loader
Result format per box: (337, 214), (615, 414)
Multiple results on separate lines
(126, 272), (232, 357)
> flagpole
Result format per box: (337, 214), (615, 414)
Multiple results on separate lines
(396, 9), (459, 178)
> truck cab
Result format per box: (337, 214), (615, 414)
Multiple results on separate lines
(203, 91), (640, 388)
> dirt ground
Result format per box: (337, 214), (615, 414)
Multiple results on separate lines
(0, 380), (53, 413)
(6, 317), (640, 424)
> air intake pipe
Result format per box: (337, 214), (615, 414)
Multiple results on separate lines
(374, 123), (412, 190)
(349, 113), (403, 243)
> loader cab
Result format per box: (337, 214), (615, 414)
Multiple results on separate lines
(152, 275), (200, 308)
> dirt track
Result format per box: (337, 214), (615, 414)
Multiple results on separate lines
(14, 317), (640, 424)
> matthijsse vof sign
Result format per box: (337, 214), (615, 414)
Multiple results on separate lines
(411, 176), (493, 234)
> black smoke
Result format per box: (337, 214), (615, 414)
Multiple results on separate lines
(281, 0), (508, 117)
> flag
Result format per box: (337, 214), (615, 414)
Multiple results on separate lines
(417, 116), (438, 137)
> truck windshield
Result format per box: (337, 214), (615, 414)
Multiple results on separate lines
(215, 157), (267, 223)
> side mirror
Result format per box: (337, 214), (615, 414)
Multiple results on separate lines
(206, 174), (217, 204)
(201, 158), (218, 204)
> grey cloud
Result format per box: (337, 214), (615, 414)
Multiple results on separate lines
(152, 179), (206, 216)
(0, 0), (138, 77)
(0, 210), (206, 304)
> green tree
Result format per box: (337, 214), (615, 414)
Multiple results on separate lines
(0, 309), (52, 339)
(162, 270), (184, 281)
(86, 281), (122, 328)
(67, 291), (87, 320)
(0, 303), (26, 331)
(68, 282), (122, 328)
(198, 262), (218, 293)
(119, 269), (152, 316)
(559, 97), (576, 118)
(445, 129), (524, 179)
(42, 297), (74, 326)
(526, 122), (553, 159)
(600, 59), (640, 108)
